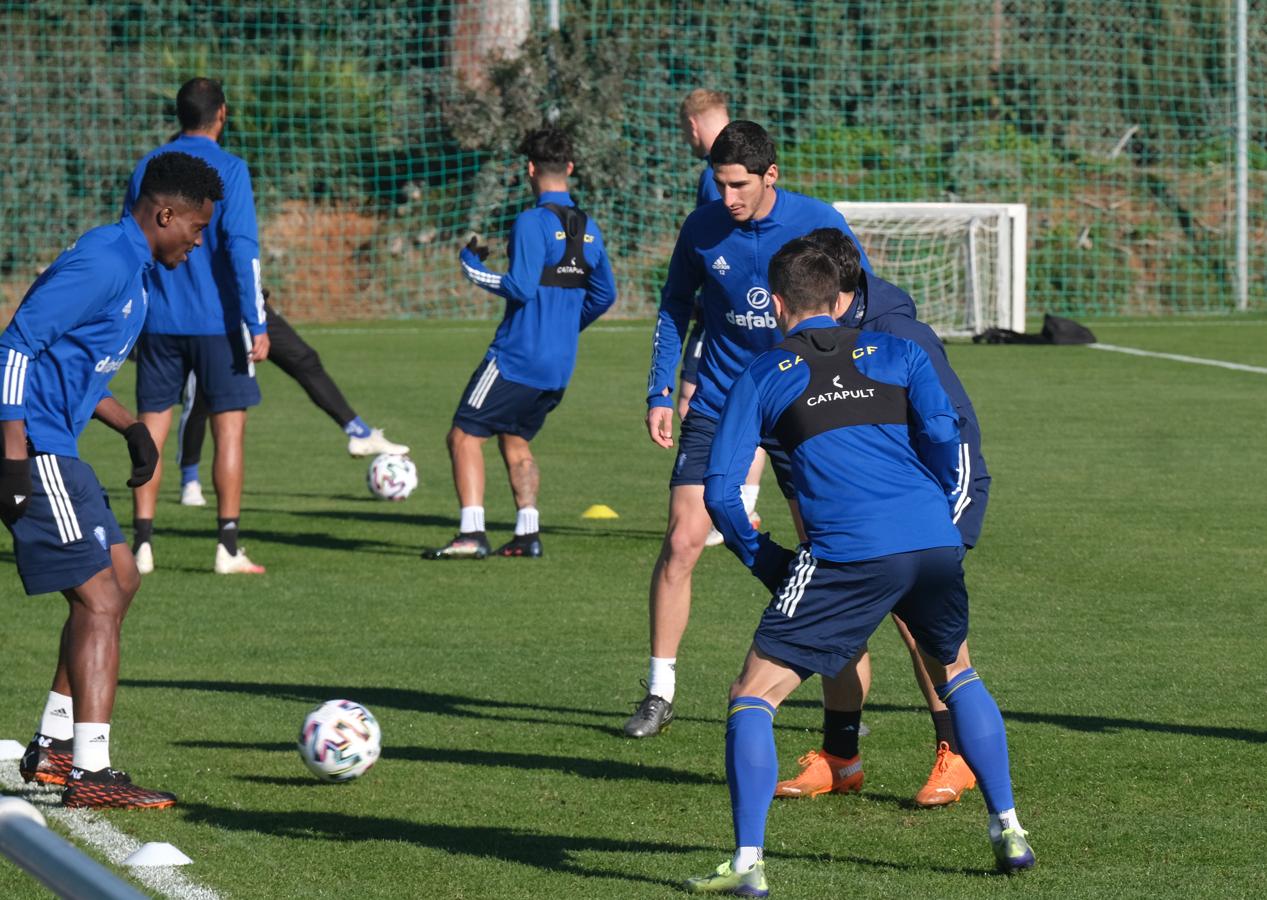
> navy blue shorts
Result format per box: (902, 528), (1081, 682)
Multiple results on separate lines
(753, 545), (968, 679)
(679, 321), (705, 386)
(6, 455), (126, 596)
(135, 331), (261, 414)
(452, 357), (564, 441)
(670, 412), (794, 498)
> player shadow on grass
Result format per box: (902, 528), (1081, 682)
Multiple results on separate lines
(782, 697), (1267, 745)
(143, 525), (419, 558)
(179, 741), (723, 786)
(176, 803), (710, 888)
(122, 678), (756, 738)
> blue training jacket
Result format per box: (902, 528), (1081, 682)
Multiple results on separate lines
(647, 188), (872, 421)
(459, 190), (618, 391)
(696, 160), (720, 208)
(0, 215), (153, 457)
(839, 271), (991, 548)
(124, 134), (266, 337)
(704, 316), (963, 567)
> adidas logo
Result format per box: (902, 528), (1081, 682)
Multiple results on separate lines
(50, 706), (69, 719)
(89, 733), (108, 743)
(711, 256), (731, 275)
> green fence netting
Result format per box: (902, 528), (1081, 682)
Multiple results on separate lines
(1, 1), (1262, 322)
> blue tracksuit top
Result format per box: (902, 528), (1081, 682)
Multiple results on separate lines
(704, 316), (963, 565)
(696, 160), (720, 208)
(124, 134), (266, 337)
(839, 271), (991, 548)
(647, 188), (873, 421)
(459, 190), (618, 391)
(0, 215), (153, 457)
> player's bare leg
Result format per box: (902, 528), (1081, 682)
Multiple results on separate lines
(129, 409), (173, 575)
(493, 433), (542, 557)
(209, 409), (263, 573)
(625, 484), (712, 737)
(423, 426), (491, 559)
(894, 614), (978, 806)
(56, 546), (176, 809)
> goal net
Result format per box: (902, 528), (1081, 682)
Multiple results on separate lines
(834, 202), (1028, 337)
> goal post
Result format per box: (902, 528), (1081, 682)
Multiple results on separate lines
(833, 202), (1028, 337)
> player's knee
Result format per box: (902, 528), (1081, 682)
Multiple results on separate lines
(661, 525), (706, 571)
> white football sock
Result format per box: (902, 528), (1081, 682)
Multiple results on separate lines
(648, 657), (677, 703)
(989, 808), (1021, 840)
(515, 506), (539, 536)
(459, 506), (485, 533)
(39, 691), (74, 741)
(740, 484), (760, 515)
(72, 722), (111, 773)
(732, 846), (763, 872)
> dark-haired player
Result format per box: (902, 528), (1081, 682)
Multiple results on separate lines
(770, 227), (991, 806)
(5, 151), (222, 808)
(677, 89), (766, 547)
(423, 127), (617, 559)
(624, 120), (871, 737)
(125, 77), (269, 575)
(684, 240), (1032, 895)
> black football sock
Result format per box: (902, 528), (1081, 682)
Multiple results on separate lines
(132, 518), (153, 553)
(218, 518), (240, 556)
(822, 709), (862, 759)
(932, 708), (959, 754)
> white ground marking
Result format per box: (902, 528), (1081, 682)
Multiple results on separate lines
(298, 324), (650, 336)
(1088, 342), (1267, 375)
(0, 760), (222, 900)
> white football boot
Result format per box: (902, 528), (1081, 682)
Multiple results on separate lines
(134, 542), (154, 575)
(214, 544), (266, 575)
(347, 428), (409, 458)
(180, 480), (207, 507)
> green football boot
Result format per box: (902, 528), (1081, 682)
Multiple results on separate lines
(991, 826), (1036, 874)
(684, 860), (769, 897)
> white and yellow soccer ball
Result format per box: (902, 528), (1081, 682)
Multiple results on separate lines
(297, 699), (382, 782)
(367, 453), (418, 501)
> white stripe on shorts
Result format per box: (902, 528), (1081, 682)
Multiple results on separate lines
(951, 441), (972, 523)
(36, 456), (82, 544)
(468, 360), (500, 410)
(775, 547), (816, 618)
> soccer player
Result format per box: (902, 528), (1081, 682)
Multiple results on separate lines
(6, 151), (222, 808)
(684, 241), (1033, 894)
(422, 127), (617, 559)
(676, 89), (766, 548)
(125, 78), (269, 575)
(770, 227), (990, 807)
(174, 290), (408, 507)
(625, 120), (871, 737)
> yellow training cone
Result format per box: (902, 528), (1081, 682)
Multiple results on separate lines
(582, 504), (619, 519)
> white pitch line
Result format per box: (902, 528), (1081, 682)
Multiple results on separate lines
(0, 761), (222, 900)
(1089, 342), (1267, 374)
(298, 324), (652, 336)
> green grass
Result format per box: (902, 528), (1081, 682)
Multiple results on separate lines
(2, 317), (1266, 898)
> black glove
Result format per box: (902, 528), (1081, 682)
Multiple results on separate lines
(465, 236), (490, 262)
(124, 423), (159, 488)
(0, 458), (32, 525)
(750, 533), (797, 594)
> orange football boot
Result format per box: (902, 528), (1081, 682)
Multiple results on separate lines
(913, 741), (977, 808)
(774, 749), (864, 798)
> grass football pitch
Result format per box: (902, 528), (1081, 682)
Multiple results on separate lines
(1, 317), (1264, 899)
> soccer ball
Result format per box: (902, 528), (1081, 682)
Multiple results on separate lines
(297, 699), (382, 782)
(367, 453), (418, 501)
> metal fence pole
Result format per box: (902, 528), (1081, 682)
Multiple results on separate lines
(1236, 0), (1249, 311)
(0, 797), (148, 900)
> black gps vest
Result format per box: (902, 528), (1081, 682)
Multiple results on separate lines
(539, 203), (593, 289)
(769, 326), (909, 454)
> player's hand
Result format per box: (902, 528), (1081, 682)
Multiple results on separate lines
(250, 332), (270, 362)
(750, 533), (796, 594)
(123, 423), (159, 488)
(0, 457), (32, 524)
(465, 236), (490, 262)
(646, 406), (674, 448)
